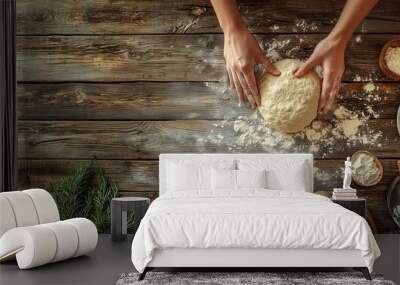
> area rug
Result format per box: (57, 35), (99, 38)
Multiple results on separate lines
(116, 272), (395, 285)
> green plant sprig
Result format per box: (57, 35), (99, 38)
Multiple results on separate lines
(50, 162), (133, 233)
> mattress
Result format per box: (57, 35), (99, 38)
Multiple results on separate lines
(131, 190), (380, 273)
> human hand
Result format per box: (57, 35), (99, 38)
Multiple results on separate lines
(294, 36), (346, 113)
(224, 28), (280, 108)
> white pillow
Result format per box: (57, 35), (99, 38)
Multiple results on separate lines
(236, 169), (267, 189)
(211, 168), (236, 190)
(166, 159), (235, 192)
(238, 159), (309, 191)
(211, 169), (267, 191)
(167, 163), (210, 191)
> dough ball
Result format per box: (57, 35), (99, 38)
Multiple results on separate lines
(258, 59), (321, 133)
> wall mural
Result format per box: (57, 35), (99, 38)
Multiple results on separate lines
(15, 0), (400, 233)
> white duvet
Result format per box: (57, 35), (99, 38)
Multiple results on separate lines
(131, 190), (380, 273)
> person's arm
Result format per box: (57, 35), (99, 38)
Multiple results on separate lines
(295, 0), (378, 113)
(211, 0), (280, 108)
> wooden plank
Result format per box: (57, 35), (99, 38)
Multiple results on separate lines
(16, 82), (241, 120)
(17, 159), (159, 192)
(16, 0), (400, 35)
(17, 158), (399, 232)
(17, 159), (399, 193)
(17, 82), (400, 120)
(17, 119), (400, 160)
(16, 34), (397, 82)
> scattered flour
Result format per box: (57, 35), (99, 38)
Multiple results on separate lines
(205, 100), (384, 187)
(333, 106), (362, 137)
(207, 101), (382, 158)
(313, 167), (333, 182)
(352, 73), (375, 82)
(333, 105), (357, 120)
(205, 82), (229, 95)
(294, 19), (319, 32)
(385, 47), (400, 76)
(314, 167), (343, 184)
(261, 36), (304, 63)
(305, 127), (322, 141)
(342, 119), (363, 137)
(270, 24), (280, 32)
(352, 153), (381, 185)
(263, 38), (291, 62)
(363, 82), (376, 93)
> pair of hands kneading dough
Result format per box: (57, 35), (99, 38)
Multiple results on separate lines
(258, 59), (322, 133)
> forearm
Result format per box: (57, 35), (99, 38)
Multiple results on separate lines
(329, 0), (378, 45)
(210, 0), (246, 34)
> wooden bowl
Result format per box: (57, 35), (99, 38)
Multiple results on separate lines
(379, 38), (400, 80)
(351, 150), (383, 187)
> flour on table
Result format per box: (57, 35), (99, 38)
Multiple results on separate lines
(261, 36), (304, 63)
(270, 24), (280, 32)
(294, 19), (319, 32)
(262, 38), (291, 62)
(333, 105), (357, 120)
(205, 82), (229, 96)
(352, 74), (375, 82)
(313, 167), (332, 182)
(207, 100), (382, 158)
(341, 119), (363, 137)
(363, 82), (376, 93)
(314, 167), (343, 184)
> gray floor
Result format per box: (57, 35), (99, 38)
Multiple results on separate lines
(1, 234), (399, 285)
(0, 235), (135, 285)
(374, 234), (400, 284)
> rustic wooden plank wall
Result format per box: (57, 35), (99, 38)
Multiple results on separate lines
(16, 0), (400, 232)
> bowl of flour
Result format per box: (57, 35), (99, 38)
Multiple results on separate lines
(379, 38), (400, 80)
(351, 150), (383, 187)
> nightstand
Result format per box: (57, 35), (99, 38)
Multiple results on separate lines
(111, 197), (150, 242)
(332, 198), (366, 218)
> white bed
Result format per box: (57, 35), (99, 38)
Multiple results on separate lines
(131, 153), (380, 280)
